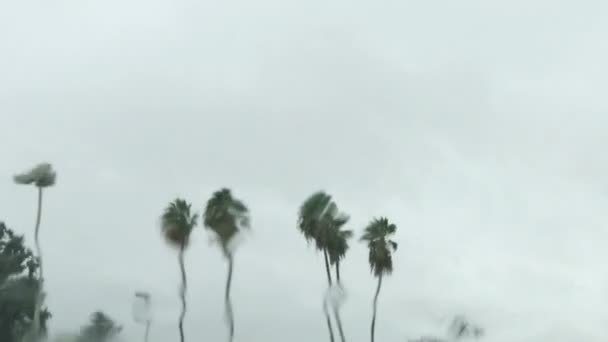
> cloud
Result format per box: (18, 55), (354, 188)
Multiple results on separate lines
(1, 0), (607, 341)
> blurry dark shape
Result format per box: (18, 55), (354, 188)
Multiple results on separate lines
(325, 207), (351, 342)
(132, 291), (152, 342)
(204, 188), (250, 342)
(408, 316), (485, 342)
(77, 311), (122, 342)
(160, 199), (199, 342)
(448, 316), (484, 339)
(408, 337), (446, 342)
(298, 191), (349, 342)
(13, 162), (57, 339)
(0, 221), (51, 342)
(360, 217), (398, 342)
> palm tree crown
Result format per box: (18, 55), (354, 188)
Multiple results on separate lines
(161, 199), (199, 248)
(13, 163), (56, 188)
(360, 218), (398, 277)
(203, 188), (250, 247)
(298, 192), (349, 252)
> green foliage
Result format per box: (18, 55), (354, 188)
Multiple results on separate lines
(77, 311), (122, 342)
(298, 191), (350, 254)
(13, 163), (56, 188)
(327, 224), (353, 267)
(203, 188), (250, 252)
(161, 199), (199, 248)
(361, 218), (398, 277)
(0, 222), (50, 342)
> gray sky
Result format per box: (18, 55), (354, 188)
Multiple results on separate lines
(1, 0), (608, 341)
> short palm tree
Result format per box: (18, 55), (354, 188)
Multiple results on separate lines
(13, 162), (56, 338)
(360, 217), (398, 342)
(298, 191), (348, 342)
(203, 188), (250, 342)
(160, 199), (198, 342)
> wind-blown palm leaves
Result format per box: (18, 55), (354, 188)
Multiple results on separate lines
(13, 162), (56, 340)
(360, 217), (398, 342)
(203, 188), (250, 342)
(298, 191), (351, 342)
(326, 223), (352, 283)
(160, 199), (198, 342)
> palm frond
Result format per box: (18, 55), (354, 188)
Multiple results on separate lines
(203, 188), (250, 247)
(13, 163), (56, 187)
(361, 217), (398, 277)
(160, 198), (198, 248)
(297, 191), (332, 243)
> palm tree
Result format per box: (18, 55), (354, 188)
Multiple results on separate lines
(326, 222), (352, 342)
(13, 162), (56, 339)
(160, 199), (198, 342)
(298, 191), (348, 342)
(360, 217), (398, 342)
(203, 188), (250, 342)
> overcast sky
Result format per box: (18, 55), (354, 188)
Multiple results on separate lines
(1, 0), (608, 341)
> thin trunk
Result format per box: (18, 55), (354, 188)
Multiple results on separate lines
(323, 297), (336, 342)
(333, 261), (346, 342)
(323, 249), (333, 285)
(335, 261), (340, 283)
(225, 253), (235, 342)
(144, 321), (150, 342)
(178, 246), (187, 342)
(333, 304), (346, 342)
(32, 187), (44, 339)
(322, 249), (335, 342)
(370, 275), (383, 342)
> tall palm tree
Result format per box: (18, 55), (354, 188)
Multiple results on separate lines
(160, 199), (198, 342)
(326, 222), (352, 342)
(13, 162), (56, 339)
(203, 188), (250, 342)
(298, 191), (348, 342)
(360, 217), (398, 342)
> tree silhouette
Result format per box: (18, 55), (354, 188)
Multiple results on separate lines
(298, 191), (350, 342)
(160, 199), (198, 342)
(361, 217), (398, 342)
(77, 311), (122, 342)
(204, 188), (250, 342)
(13, 162), (56, 339)
(326, 215), (352, 342)
(0, 222), (50, 342)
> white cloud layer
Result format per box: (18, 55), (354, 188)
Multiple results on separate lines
(1, 0), (608, 341)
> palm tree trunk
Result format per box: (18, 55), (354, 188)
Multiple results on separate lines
(323, 296), (335, 342)
(144, 320), (150, 342)
(370, 275), (383, 342)
(323, 249), (333, 285)
(322, 249), (335, 342)
(333, 261), (346, 342)
(333, 304), (346, 342)
(335, 261), (340, 283)
(32, 187), (44, 338)
(225, 253), (235, 342)
(178, 246), (187, 342)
